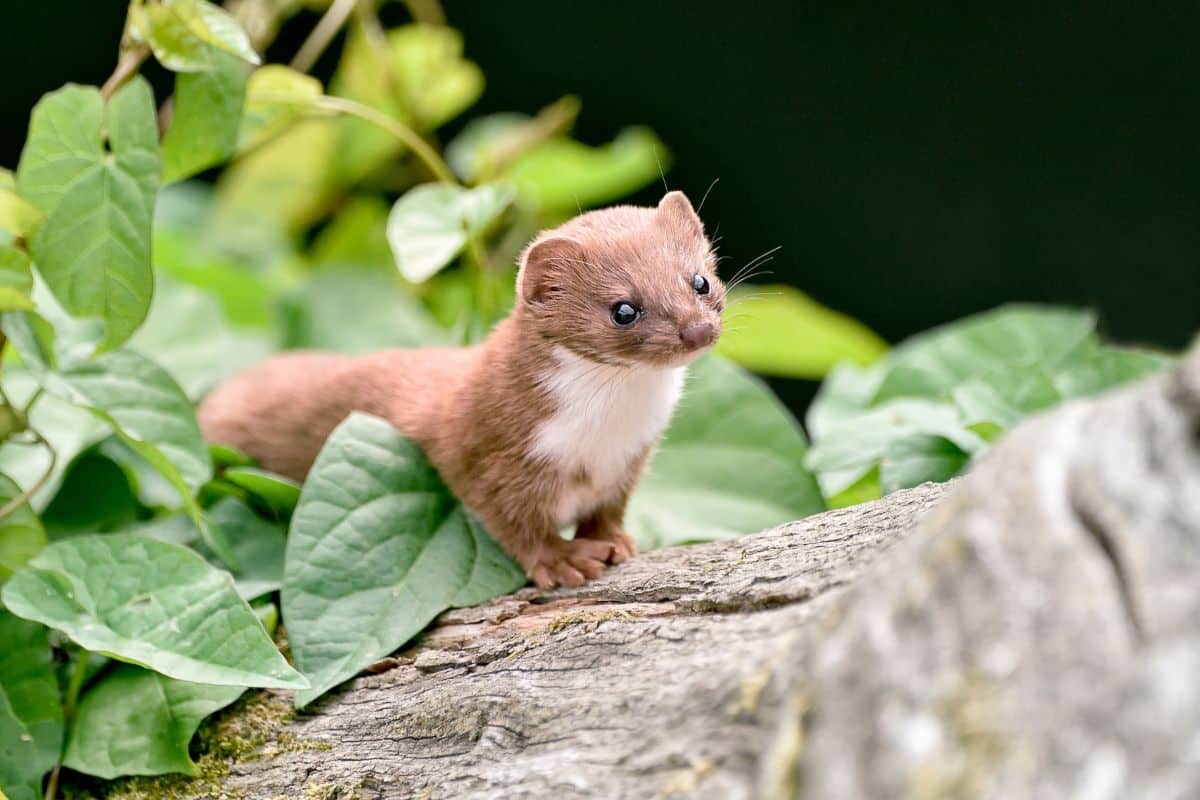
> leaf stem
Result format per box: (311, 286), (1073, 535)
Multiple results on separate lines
(0, 426), (55, 523)
(63, 650), (90, 722)
(100, 45), (150, 102)
(251, 91), (456, 184)
(401, 0), (446, 25)
(43, 650), (90, 800)
(290, 0), (360, 73)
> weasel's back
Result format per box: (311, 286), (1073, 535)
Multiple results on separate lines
(198, 347), (481, 481)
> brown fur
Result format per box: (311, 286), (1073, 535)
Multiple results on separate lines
(199, 191), (725, 587)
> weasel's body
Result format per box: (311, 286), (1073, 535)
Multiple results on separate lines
(200, 192), (724, 587)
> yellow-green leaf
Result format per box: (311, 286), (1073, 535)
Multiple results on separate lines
(716, 284), (888, 379)
(130, 0), (260, 72)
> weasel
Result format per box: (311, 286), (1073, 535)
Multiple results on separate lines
(198, 191), (725, 588)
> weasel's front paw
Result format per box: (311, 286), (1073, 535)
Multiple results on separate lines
(528, 537), (615, 589)
(576, 523), (637, 565)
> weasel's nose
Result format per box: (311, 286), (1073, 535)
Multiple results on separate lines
(679, 321), (717, 350)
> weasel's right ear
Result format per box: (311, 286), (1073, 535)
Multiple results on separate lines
(517, 236), (585, 305)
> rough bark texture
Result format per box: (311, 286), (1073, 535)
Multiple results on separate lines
(206, 345), (1199, 800)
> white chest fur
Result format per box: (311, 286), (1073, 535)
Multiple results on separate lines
(531, 346), (686, 527)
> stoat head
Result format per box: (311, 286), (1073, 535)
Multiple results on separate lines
(516, 191), (725, 368)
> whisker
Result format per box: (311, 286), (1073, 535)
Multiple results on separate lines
(697, 178), (719, 214)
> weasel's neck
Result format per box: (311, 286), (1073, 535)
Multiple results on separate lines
(530, 344), (686, 486)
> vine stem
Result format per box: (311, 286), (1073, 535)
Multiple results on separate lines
(100, 45), (150, 102)
(43, 651), (90, 800)
(290, 0), (360, 73)
(0, 427), (56, 523)
(251, 91), (457, 184)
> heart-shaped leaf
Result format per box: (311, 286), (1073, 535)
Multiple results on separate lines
(16, 79), (160, 350)
(283, 413), (524, 707)
(62, 663), (244, 779)
(627, 356), (826, 547)
(387, 183), (514, 283)
(1, 534), (305, 688)
(0, 612), (61, 800)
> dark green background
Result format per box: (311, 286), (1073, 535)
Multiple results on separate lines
(2, 2), (1196, 364)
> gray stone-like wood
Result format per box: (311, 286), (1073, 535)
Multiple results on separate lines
(209, 345), (1199, 800)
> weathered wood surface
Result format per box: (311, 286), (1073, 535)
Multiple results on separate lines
(208, 344), (1199, 800)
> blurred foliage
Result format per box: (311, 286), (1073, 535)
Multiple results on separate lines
(0, 0), (1180, 796)
(806, 305), (1174, 506)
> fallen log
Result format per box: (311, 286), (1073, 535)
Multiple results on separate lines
(91, 343), (1199, 799)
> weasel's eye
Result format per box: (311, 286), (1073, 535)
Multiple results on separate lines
(611, 302), (639, 326)
(692, 274), (711, 295)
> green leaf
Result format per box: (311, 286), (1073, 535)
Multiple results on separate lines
(130, 0), (260, 72)
(1052, 344), (1174, 399)
(871, 305), (1097, 404)
(63, 662), (243, 779)
(504, 128), (669, 212)
(45, 349), (234, 567)
(952, 365), (1061, 430)
(386, 183), (515, 283)
(209, 442), (254, 469)
(0, 612), (62, 800)
(50, 349), (211, 492)
(627, 356), (825, 548)
(0, 472), (47, 584)
(222, 467), (300, 519)
(715, 285), (887, 378)
(17, 79), (160, 350)
(283, 413), (524, 707)
(237, 65), (323, 152)
(879, 434), (971, 494)
(136, 498), (285, 603)
(805, 398), (986, 498)
(282, 267), (447, 353)
(40, 447), (142, 539)
(161, 49), (248, 183)
(0, 248), (33, 313)
(1, 534), (306, 689)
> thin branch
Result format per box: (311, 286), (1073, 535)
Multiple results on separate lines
(290, 0), (360, 73)
(0, 427), (56, 523)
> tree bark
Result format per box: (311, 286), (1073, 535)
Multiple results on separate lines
(197, 344), (1199, 800)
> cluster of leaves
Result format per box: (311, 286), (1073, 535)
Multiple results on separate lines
(805, 305), (1174, 507)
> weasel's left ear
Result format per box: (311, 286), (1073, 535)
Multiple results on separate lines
(657, 191), (704, 238)
(517, 236), (586, 305)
